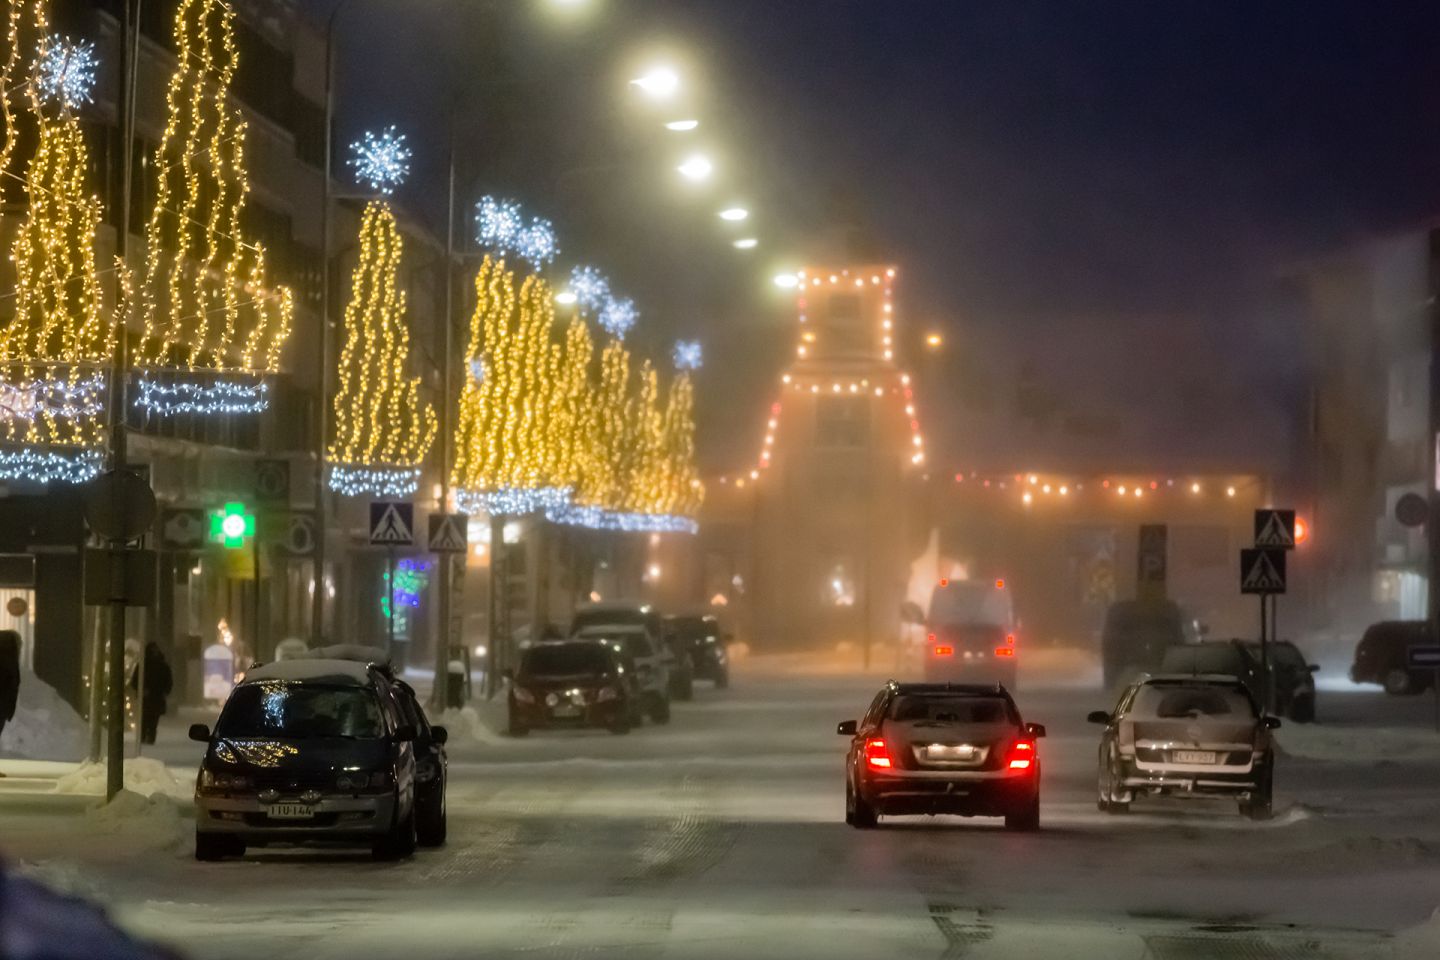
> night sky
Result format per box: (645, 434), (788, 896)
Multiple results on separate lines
(304, 0), (1440, 475)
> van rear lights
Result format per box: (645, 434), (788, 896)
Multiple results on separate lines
(933, 645), (953, 657)
(994, 647), (1015, 657)
(864, 738), (892, 769)
(1007, 740), (1036, 770)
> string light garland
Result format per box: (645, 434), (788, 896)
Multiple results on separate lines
(0, 4), (113, 483)
(0, 1), (45, 204)
(133, 376), (267, 415)
(348, 125), (410, 196)
(34, 33), (94, 108)
(134, 0), (293, 414)
(474, 195), (558, 269)
(328, 197), (436, 498)
(673, 340), (702, 371)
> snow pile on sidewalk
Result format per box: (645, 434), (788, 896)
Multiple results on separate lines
(1392, 906), (1440, 959)
(54, 758), (190, 800)
(1276, 724), (1440, 762)
(437, 702), (507, 745)
(83, 789), (188, 852)
(0, 669), (86, 761)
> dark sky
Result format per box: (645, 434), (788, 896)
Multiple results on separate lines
(304, 0), (1440, 475)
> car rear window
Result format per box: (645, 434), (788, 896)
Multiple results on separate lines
(522, 642), (612, 676)
(217, 682), (384, 739)
(888, 695), (1016, 724)
(1132, 684), (1255, 720)
(1161, 645), (1245, 674)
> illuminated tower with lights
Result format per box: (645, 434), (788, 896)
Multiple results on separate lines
(711, 264), (930, 653)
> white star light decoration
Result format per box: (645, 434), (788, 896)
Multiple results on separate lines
(598, 297), (637, 340)
(568, 265), (610, 313)
(349, 126), (412, 195)
(35, 35), (97, 109)
(474, 195), (558, 269)
(673, 340), (703, 371)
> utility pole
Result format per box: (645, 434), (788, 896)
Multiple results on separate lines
(432, 116), (457, 709)
(104, 0), (140, 802)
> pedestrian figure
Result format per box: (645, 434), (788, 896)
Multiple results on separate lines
(138, 642), (172, 746)
(0, 630), (18, 749)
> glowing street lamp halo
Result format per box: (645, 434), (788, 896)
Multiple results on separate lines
(554, 290), (578, 305)
(717, 206), (749, 222)
(772, 273), (800, 289)
(676, 152), (713, 182)
(732, 237), (758, 250)
(631, 65), (680, 99)
(664, 119), (699, 132)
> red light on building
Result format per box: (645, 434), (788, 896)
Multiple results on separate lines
(995, 579), (1005, 590)
(1295, 516), (1310, 545)
(1005, 633), (1015, 646)
(939, 578), (949, 587)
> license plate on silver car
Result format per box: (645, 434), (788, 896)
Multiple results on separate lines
(1172, 750), (1217, 764)
(925, 744), (977, 761)
(268, 803), (315, 819)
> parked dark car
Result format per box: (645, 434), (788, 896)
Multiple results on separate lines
(1102, 599), (1184, 688)
(573, 601), (693, 700)
(1243, 640), (1317, 722)
(1351, 621), (1434, 695)
(508, 640), (641, 735)
(837, 682), (1044, 831)
(190, 658), (420, 861)
(663, 614), (730, 688)
(1161, 639), (1317, 722)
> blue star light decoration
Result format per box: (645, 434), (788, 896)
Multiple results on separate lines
(35, 35), (97, 109)
(673, 340), (703, 371)
(474, 195), (558, 270)
(349, 126), (411, 195)
(568, 265), (610, 314)
(598, 297), (637, 340)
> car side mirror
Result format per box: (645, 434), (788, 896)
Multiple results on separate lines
(1264, 716), (1282, 730)
(1307, 664), (1320, 673)
(836, 720), (857, 736)
(395, 724), (417, 743)
(1024, 722), (1047, 738)
(188, 723), (211, 743)
(431, 725), (449, 745)
(1086, 711), (1110, 725)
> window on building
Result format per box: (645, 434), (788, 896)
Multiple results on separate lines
(825, 293), (870, 355)
(815, 397), (869, 448)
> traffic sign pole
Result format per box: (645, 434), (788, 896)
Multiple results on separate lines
(387, 547), (396, 653)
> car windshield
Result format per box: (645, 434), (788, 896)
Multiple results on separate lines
(522, 643), (612, 677)
(888, 695), (1016, 725)
(1133, 684), (1255, 720)
(216, 682), (384, 739)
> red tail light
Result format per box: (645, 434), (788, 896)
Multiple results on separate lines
(1007, 739), (1036, 770)
(1005, 633), (1015, 646)
(993, 647), (1015, 657)
(864, 738), (892, 769)
(933, 645), (953, 657)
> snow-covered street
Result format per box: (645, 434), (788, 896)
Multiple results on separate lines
(4, 660), (1440, 959)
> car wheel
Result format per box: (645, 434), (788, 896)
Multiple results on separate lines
(507, 709), (529, 737)
(650, 695), (672, 724)
(1005, 789), (1041, 832)
(1098, 748), (1130, 814)
(1384, 668), (1417, 696)
(195, 831), (241, 862)
(715, 669), (730, 690)
(848, 776), (878, 829)
(609, 710), (633, 735)
(373, 799), (418, 861)
(1289, 695), (1315, 724)
(416, 785), (447, 847)
(1242, 761), (1274, 821)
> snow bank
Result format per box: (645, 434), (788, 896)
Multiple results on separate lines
(83, 789), (188, 853)
(1276, 725), (1440, 762)
(1392, 907), (1440, 959)
(54, 758), (190, 800)
(0, 669), (86, 761)
(437, 702), (507, 746)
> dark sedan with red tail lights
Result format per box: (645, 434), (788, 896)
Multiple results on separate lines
(838, 682), (1044, 830)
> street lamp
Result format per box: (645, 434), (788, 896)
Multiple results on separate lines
(664, 119), (699, 131)
(631, 65), (680, 99)
(718, 206), (748, 221)
(676, 152), (713, 181)
(925, 332), (943, 350)
(732, 237), (757, 250)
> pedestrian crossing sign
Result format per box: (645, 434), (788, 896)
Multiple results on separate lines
(428, 514), (468, 553)
(369, 501), (414, 546)
(1240, 548), (1286, 595)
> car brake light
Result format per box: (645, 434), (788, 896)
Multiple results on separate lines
(1007, 739), (1035, 770)
(1006, 633), (1015, 646)
(994, 647), (1014, 657)
(864, 738), (892, 769)
(933, 645), (953, 657)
